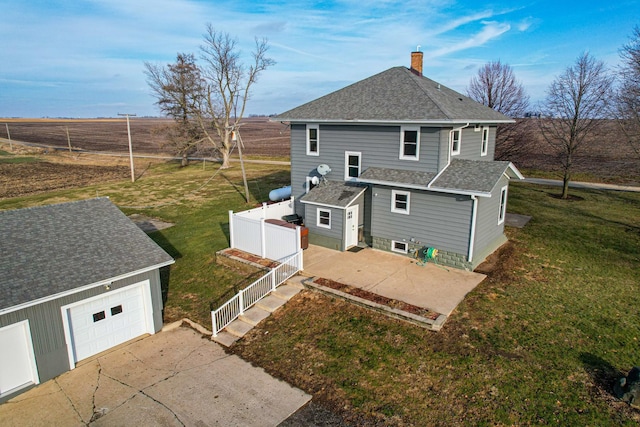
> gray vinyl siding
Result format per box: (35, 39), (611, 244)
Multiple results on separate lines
(473, 176), (509, 257)
(452, 126), (498, 161)
(0, 269), (163, 385)
(370, 186), (473, 255)
(291, 123), (441, 217)
(304, 204), (343, 241)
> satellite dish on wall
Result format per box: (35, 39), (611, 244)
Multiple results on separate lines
(317, 164), (331, 176)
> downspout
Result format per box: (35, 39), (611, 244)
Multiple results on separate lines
(468, 195), (478, 264)
(428, 123), (470, 188)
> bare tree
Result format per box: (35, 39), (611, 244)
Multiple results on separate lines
(538, 52), (614, 199)
(145, 53), (204, 166)
(195, 24), (275, 169)
(614, 26), (640, 157)
(467, 60), (531, 161)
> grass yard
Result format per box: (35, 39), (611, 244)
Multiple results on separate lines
(232, 183), (640, 426)
(1, 148), (639, 425)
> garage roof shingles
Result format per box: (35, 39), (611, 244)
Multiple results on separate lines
(0, 198), (174, 311)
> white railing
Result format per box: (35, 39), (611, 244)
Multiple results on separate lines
(229, 197), (301, 261)
(211, 250), (303, 337)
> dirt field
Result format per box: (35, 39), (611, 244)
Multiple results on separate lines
(1, 117), (290, 157)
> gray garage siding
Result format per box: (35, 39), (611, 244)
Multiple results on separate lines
(452, 126), (497, 161)
(0, 269), (163, 385)
(370, 186), (473, 254)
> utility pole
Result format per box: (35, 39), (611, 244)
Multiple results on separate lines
(231, 125), (250, 203)
(5, 123), (11, 151)
(118, 113), (137, 182)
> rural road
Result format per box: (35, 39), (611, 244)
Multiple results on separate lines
(522, 178), (640, 192)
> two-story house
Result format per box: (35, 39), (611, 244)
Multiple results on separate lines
(275, 52), (523, 270)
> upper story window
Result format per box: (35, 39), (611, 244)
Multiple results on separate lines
(307, 125), (319, 156)
(481, 127), (489, 156)
(450, 129), (461, 155)
(399, 127), (420, 160)
(317, 208), (331, 228)
(345, 151), (361, 180)
(391, 190), (410, 215)
(498, 185), (508, 224)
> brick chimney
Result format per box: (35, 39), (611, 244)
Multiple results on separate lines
(410, 50), (423, 76)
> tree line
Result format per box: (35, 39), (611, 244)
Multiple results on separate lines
(466, 26), (640, 199)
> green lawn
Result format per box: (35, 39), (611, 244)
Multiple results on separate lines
(2, 157), (639, 425)
(232, 182), (640, 426)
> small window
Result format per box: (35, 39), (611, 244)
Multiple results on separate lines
(400, 127), (420, 160)
(498, 185), (508, 224)
(450, 129), (461, 155)
(111, 305), (123, 316)
(317, 208), (331, 228)
(344, 151), (361, 180)
(391, 190), (410, 214)
(481, 127), (489, 156)
(93, 311), (106, 322)
(392, 240), (408, 254)
(307, 125), (319, 155)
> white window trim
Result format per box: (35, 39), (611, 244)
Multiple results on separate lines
(344, 151), (362, 181)
(399, 126), (420, 161)
(391, 190), (410, 215)
(317, 208), (331, 229)
(481, 127), (489, 157)
(498, 185), (508, 225)
(391, 240), (408, 254)
(450, 129), (461, 156)
(306, 125), (319, 156)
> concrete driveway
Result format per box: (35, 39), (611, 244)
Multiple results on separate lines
(0, 326), (310, 426)
(303, 245), (486, 316)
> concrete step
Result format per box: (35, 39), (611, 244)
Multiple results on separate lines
(256, 294), (287, 312)
(272, 284), (303, 301)
(240, 306), (271, 326)
(226, 318), (254, 338)
(285, 275), (307, 289)
(212, 330), (239, 347)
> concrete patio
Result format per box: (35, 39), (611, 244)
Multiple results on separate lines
(302, 245), (486, 317)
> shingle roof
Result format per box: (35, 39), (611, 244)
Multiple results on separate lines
(300, 181), (367, 208)
(430, 159), (522, 195)
(0, 198), (174, 311)
(275, 67), (512, 123)
(356, 160), (523, 196)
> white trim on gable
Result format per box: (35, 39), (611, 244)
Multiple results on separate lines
(498, 185), (508, 224)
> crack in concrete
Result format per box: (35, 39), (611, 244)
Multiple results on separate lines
(53, 377), (85, 425)
(97, 367), (185, 426)
(88, 360), (105, 424)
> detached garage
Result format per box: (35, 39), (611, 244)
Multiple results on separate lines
(0, 198), (174, 403)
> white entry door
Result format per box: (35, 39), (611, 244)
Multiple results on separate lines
(65, 281), (152, 363)
(345, 205), (359, 249)
(0, 321), (39, 395)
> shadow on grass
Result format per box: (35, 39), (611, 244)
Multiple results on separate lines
(580, 352), (624, 398)
(209, 269), (267, 311)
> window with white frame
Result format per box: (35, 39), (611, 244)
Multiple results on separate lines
(399, 127), (420, 160)
(391, 240), (408, 254)
(391, 190), (410, 214)
(317, 208), (331, 228)
(450, 129), (461, 155)
(498, 185), (508, 224)
(481, 127), (489, 156)
(307, 125), (319, 156)
(344, 151), (361, 180)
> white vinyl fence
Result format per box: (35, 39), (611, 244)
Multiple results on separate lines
(229, 197), (301, 261)
(211, 250), (303, 336)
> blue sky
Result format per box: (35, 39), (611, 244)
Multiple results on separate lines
(0, 0), (638, 118)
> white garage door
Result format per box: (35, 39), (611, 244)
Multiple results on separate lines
(66, 281), (152, 362)
(0, 321), (39, 395)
